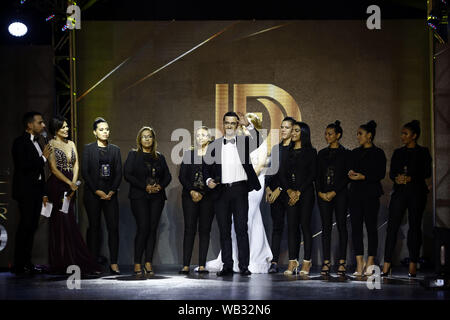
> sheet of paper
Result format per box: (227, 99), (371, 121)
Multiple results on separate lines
(40, 202), (53, 218)
(60, 192), (70, 214)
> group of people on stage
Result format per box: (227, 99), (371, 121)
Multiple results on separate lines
(11, 110), (431, 280)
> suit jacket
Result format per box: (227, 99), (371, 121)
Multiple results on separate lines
(202, 128), (261, 193)
(11, 132), (47, 201)
(81, 142), (122, 195)
(123, 150), (172, 200)
(179, 149), (209, 196)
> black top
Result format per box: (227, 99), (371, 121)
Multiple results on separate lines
(316, 144), (350, 193)
(98, 145), (111, 192)
(280, 146), (317, 193)
(124, 150), (172, 200)
(389, 145), (432, 193)
(265, 142), (290, 191)
(81, 142), (122, 195)
(348, 145), (386, 197)
(179, 149), (208, 196)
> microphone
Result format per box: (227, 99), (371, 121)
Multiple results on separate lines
(41, 129), (50, 144)
(67, 180), (82, 198)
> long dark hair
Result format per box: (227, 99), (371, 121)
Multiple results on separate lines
(293, 121), (313, 149)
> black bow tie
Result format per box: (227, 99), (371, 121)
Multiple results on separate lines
(33, 136), (39, 142)
(224, 138), (235, 145)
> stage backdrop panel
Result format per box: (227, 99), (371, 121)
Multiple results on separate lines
(76, 20), (431, 266)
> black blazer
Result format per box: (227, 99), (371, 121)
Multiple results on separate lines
(81, 142), (122, 195)
(389, 145), (431, 193)
(265, 142), (290, 191)
(123, 150), (172, 200)
(316, 145), (350, 194)
(179, 149), (209, 196)
(202, 128), (261, 193)
(11, 132), (47, 201)
(348, 145), (386, 198)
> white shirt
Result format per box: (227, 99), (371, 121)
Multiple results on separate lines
(221, 136), (248, 184)
(30, 133), (46, 180)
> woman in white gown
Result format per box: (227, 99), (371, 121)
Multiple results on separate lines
(205, 113), (273, 273)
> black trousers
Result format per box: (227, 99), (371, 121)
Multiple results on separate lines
(14, 184), (44, 268)
(181, 192), (214, 266)
(349, 192), (380, 257)
(130, 194), (165, 264)
(270, 193), (288, 263)
(84, 191), (119, 264)
(215, 183), (249, 270)
(318, 190), (348, 261)
(286, 187), (315, 261)
(384, 188), (427, 263)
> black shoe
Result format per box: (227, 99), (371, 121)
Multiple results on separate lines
(268, 263), (279, 274)
(240, 268), (251, 276)
(320, 262), (331, 276)
(196, 267), (209, 274)
(217, 268), (234, 276)
(179, 267), (190, 274)
(134, 269), (143, 277)
(408, 272), (416, 278)
(337, 262), (347, 277)
(381, 266), (392, 277)
(109, 266), (121, 275)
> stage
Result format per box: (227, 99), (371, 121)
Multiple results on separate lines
(1, 265), (448, 300)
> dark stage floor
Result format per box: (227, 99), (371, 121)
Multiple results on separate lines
(1, 265), (449, 300)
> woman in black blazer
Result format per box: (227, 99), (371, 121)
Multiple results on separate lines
(316, 120), (350, 276)
(280, 121), (317, 276)
(382, 120), (432, 277)
(82, 117), (122, 275)
(124, 126), (172, 276)
(348, 120), (386, 277)
(178, 126), (214, 274)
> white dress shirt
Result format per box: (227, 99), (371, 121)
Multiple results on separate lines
(30, 133), (46, 180)
(221, 135), (248, 184)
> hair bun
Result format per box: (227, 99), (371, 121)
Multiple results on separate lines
(411, 120), (420, 126)
(367, 120), (377, 129)
(334, 120), (341, 126)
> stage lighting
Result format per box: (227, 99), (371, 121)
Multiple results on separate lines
(8, 21), (28, 37)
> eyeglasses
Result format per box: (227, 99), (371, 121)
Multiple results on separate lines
(142, 135), (153, 140)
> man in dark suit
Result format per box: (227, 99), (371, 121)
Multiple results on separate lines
(203, 111), (261, 276)
(11, 111), (51, 274)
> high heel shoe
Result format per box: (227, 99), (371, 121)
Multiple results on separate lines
(178, 266), (190, 274)
(300, 260), (312, 275)
(364, 264), (376, 276)
(337, 262), (347, 276)
(196, 266), (209, 274)
(144, 263), (154, 276)
(134, 269), (143, 276)
(320, 261), (331, 276)
(353, 263), (366, 276)
(408, 263), (417, 278)
(109, 265), (120, 275)
(284, 259), (299, 275)
(381, 266), (392, 277)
